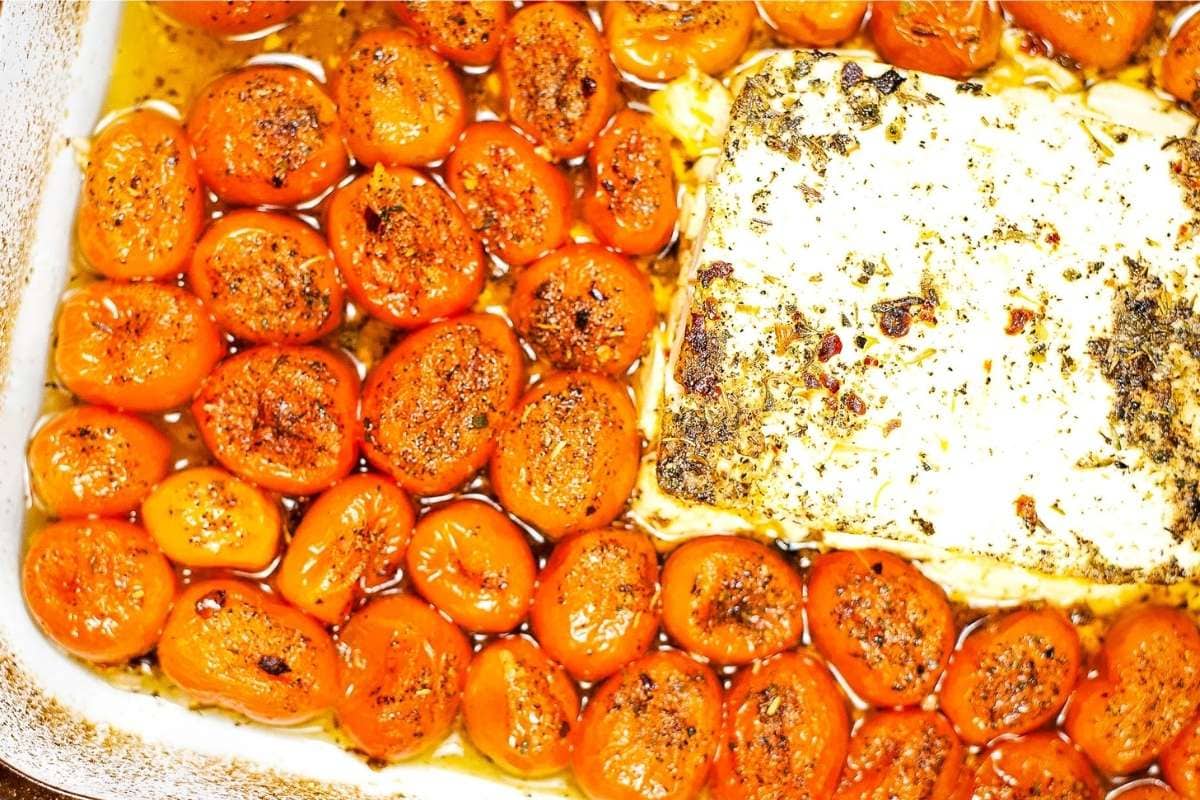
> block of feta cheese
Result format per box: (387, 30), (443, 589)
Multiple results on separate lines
(633, 51), (1200, 590)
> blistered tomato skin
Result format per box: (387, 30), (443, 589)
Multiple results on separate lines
(508, 243), (656, 376)
(188, 210), (343, 345)
(406, 499), (536, 634)
(391, 1), (508, 66)
(192, 345), (360, 496)
(582, 110), (678, 257)
(77, 109), (204, 280)
(326, 166), (485, 329)
(530, 528), (661, 682)
(333, 28), (466, 168)
(869, 1), (1002, 80)
(187, 65), (348, 206)
(970, 733), (1100, 800)
(55, 281), (224, 413)
(572, 649), (722, 800)
(807, 549), (955, 707)
(1065, 606), (1200, 776)
(156, 1), (307, 35)
(463, 636), (579, 778)
(141, 466), (282, 571)
(660, 536), (805, 666)
(712, 650), (850, 800)
(498, 2), (616, 159)
(158, 579), (339, 725)
(938, 608), (1081, 745)
(759, 1), (868, 47)
(336, 594), (472, 761)
(444, 120), (572, 267)
(1162, 719), (1200, 800)
(360, 313), (524, 496)
(28, 405), (172, 518)
(276, 473), (415, 625)
(1004, 1), (1154, 71)
(490, 371), (641, 539)
(833, 709), (963, 800)
(22, 519), (176, 664)
(1163, 13), (1200, 113)
(602, 1), (757, 82)
(1118, 783), (1183, 800)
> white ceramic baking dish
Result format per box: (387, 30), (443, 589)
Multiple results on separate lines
(0, 3), (568, 797)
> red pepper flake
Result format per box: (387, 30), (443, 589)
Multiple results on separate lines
(817, 332), (843, 362)
(1015, 495), (1039, 530)
(878, 306), (911, 338)
(1045, 231), (1060, 247)
(863, 356), (880, 368)
(872, 294), (936, 338)
(843, 391), (867, 415)
(1005, 308), (1036, 335)
(697, 260), (733, 288)
(818, 371), (840, 395)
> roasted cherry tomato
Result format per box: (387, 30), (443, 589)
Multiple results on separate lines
(1162, 11), (1200, 113)
(55, 281), (223, 413)
(444, 120), (572, 267)
(326, 166), (484, 328)
(192, 345), (359, 495)
(23, 519), (175, 664)
(498, 2), (616, 159)
(1065, 605), (1200, 776)
(276, 472), (414, 624)
(660, 536), (804, 665)
(28, 405), (171, 518)
(508, 243), (655, 376)
(759, 1), (868, 47)
(406, 499), (536, 633)
(1004, 2), (1154, 70)
(142, 466), (281, 570)
(712, 650), (850, 800)
(77, 109), (203, 280)
(188, 65), (347, 206)
(188, 210), (342, 345)
(1162, 716), (1200, 800)
(333, 28), (466, 167)
(938, 607), (1080, 745)
(573, 649), (721, 800)
(869, 1), (1002, 79)
(834, 709), (963, 800)
(582, 110), (678, 257)
(1115, 784), (1182, 800)
(156, 1), (307, 35)
(336, 593), (471, 761)
(361, 313), (524, 495)
(490, 371), (640, 538)
(463, 635), (579, 778)
(970, 733), (1100, 800)
(391, 1), (508, 66)
(158, 579), (339, 725)
(602, 1), (757, 82)
(530, 528), (660, 682)
(807, 549), (955, 706)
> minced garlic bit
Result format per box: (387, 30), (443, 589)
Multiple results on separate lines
(649, 67), (732, 161)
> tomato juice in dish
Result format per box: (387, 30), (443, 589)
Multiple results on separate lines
(22, 2), (1200, 798)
